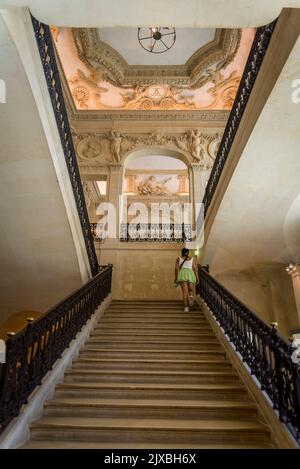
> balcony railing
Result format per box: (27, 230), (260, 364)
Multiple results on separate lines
(119, 223), (192, 242)
(0, 265), (112, 434)
(198, 266), (300, 443)
(90, 223), (105, 241)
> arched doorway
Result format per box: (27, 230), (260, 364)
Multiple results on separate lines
(121, 148), (191, 241)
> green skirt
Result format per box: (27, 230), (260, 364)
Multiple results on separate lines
(177, 267), (197, 284)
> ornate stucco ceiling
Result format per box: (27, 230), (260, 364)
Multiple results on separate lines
(97, 28), (216, 66)
(52, 26), (255, 113)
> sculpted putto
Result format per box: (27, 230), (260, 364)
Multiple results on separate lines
(188, 130), (204, 162)
(109, 130), (123, 163)
(174, 130), (205, 163)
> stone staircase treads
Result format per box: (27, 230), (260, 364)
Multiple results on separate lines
(22, 299), (275, 448)
(54, 383), (248, 400)
(43, 398), (257, 420)
(71, 358), (232, 372)
(73, 356), (231, 364)
(30, 417), (271, 445)
(83, 340), (222, 350)
(63, 369), (241, 384)
(80, 348), (227, 360)
(21, 440), (275, 449)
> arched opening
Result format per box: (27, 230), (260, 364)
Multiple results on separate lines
(121, 149), (191, 241)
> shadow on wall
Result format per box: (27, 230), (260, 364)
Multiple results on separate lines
(214, 263), (298, 338)
(0, 310), (42, 341)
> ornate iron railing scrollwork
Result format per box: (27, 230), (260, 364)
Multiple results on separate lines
(90, 223), (105, 241)
(198, 267), (300, 443)
(202, 21), (277, 218)
(119, 223), (192, 242)
(0, 264), (112, 433)
(31, 15), (98, 276)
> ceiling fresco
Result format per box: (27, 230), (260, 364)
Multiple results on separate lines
(52, 26), (255, 112)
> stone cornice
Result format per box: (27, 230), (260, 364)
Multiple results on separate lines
(69, 108), (230, 123)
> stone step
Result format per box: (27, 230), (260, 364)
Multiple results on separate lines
(95, 323), (212, 332)
(100, 318), (206, 324)
(64, 369), (239, 385)
(106, 303), (204, 310)
(104, 312), (206, 319)
(107, 309), (196, 314)
(86, 337), (221, 352)
(109, 303), (185, 308)
(91, 330), (215, 339)
(80, 348), (226, 360)
(94, 324), (213, 335)
(111, 300), (182, 304)
(72, 358), (232, 372)
(22, 299), (275, 449)
(54, 382), (248, 401)
(97, 317), (209, 330)
(21, 440), (275, 449)
(44, 398), (257, 420)
(30, 417), (271, 445)
(84, 339), (222, 350)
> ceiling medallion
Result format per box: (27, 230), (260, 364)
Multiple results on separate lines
(138, 27), (176, 54)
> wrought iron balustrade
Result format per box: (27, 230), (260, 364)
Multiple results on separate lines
(90, 223), (105, 241)
(201, 21), (276, 218)
(0, 265), (112, 434)
(31, 16), (98, 276)
(120, 223), (192, 242)
(198, 267), (300, 443)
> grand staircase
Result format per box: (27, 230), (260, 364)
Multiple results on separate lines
(22, 300), (276, 448)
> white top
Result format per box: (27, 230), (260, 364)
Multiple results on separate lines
(179, 257), (193, 269)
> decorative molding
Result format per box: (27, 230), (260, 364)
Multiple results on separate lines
(126, 169), (187, 175)
(55, 48), (231, 122)
(77, 136), (102, 160)
(124, 172), (189, 197)
(70, 108), (230, 123)
(173, 130), (222, 163)
(72, 128), (222, 171)
(80, 166), (110, 176)
(72, 28), (241, 89)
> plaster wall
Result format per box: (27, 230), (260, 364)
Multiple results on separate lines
(1, 1), (300, 28)
(202, 33), (300, 337)
(0, 14), (83, 324)
(100, 243), (188, 300)
(215, 265), (298, 337)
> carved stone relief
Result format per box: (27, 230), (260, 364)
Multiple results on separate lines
(82, 181), (93, 209)
(77, 136), (102, 160)
(66, 67), (241, 111)
(72, 128), (222, 171)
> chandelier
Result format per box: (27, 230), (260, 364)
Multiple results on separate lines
(138, 27), (176, 54)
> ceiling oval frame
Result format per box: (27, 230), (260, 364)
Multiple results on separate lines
(72, 28), (241, 89)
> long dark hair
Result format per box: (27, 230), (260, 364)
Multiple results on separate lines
(181, 248), (189, 258)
